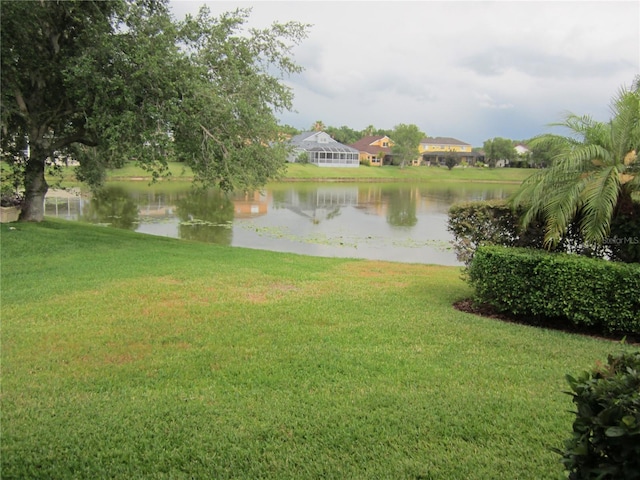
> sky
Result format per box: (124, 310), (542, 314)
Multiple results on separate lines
(168, 0), (639, 147)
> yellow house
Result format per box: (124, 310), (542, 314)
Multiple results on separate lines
(414, 136), (477, 166)
(350, 135), (394, 166)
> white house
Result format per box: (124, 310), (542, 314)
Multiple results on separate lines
(288, 131), (360, 168)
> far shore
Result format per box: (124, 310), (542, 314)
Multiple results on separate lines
(103, 162), (535, 184)
(37, 161), (535, 189)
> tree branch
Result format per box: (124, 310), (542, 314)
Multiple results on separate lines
(14, 89), (28, 116)
(53, 131), (98, 150)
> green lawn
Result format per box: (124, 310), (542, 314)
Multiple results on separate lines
(36, 161), (533, 185)
(1, 220), (632, 479)
(281, 163), (533, 183)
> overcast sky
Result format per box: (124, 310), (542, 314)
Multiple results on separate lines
(169, 0), (639, 146)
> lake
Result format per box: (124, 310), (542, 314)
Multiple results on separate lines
(45, 182), (520, 266)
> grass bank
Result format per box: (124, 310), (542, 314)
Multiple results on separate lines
(281, 163), (533, 183)
(98, 162), (532, 184)
(1, 220), (633, 478)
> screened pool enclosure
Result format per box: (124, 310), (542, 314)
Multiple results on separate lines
(288, 131), (360, 168)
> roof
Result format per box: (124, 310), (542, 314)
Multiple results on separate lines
(349, 135), (392, 155)
(290, 131), (359, 154)
(290, 131), (322, 144)
(422, 150), (484, 158)
(420, 136), (471, 146)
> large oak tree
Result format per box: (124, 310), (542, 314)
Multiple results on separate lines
(1, 0), (308, 221)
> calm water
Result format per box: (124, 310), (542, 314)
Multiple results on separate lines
(45, 182), (519, 266)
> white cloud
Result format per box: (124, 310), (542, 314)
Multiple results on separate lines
(169, 0), (640, 146)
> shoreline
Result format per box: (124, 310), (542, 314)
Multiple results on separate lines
(105, 175), (527, 185)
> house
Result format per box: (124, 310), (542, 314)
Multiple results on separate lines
(515, 144), (530, 156)
(288, 131), (360, 168)
(417, 136), (478, 166)
(349, 135), (394, 166)
(514, 143), (534, 166)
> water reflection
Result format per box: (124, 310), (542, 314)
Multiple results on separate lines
(45, 182), (518, 266)
(176, 189), (234, 245)
(82, 185), (139, 230)
(272, 186), (358, 224)
(385, 188), (417, 227)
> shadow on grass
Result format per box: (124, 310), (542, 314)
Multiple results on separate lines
(453, 298), (639, 345)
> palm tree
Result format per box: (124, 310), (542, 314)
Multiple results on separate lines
(510, 79), (640, 248)
(363, 124), (376, 137)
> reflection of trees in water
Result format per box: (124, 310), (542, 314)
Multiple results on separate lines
(325, 206), (341, 221)
(436, 186), (510, 203)
(175, 189), (234, 245)
(83, 185), (139, 229)
(436, 188), (459, 205)
(384, 187), (417, 227)
(417, 186), (472, 206)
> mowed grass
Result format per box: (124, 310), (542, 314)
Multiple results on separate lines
(1, 220), (632, 479)
(281, 163), (533, 184)
(45, 161), (531, 185)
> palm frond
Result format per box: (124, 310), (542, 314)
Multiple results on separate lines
(579, 166), (620, 243)
(541, 172), (589, 246)
(554, 144), (612, 174)
(610, 85), (640, 160)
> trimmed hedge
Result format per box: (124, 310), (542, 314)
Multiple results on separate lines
(468, 245), (640, 334)
(558, 351), (640, 479)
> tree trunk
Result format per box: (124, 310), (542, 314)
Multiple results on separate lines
(19, 144), (48, 222)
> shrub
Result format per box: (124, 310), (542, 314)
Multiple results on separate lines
(468, 245), (640, 334)
(558, 351), (640, 479)
(447, 200), (547, 266)
(444, 156), (457, 170)
(447, 200), (640, 266)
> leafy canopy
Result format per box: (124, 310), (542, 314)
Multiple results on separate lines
(483, 137), (516, 168)
(0, 0), (309, 221)
(391, 124), (425, 168)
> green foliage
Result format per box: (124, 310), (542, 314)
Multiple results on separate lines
(445, 155), (458, 170)
(528, 138), (560, 168)
(448, 200), (528, 266)
(446, 200), (583, 266)
(391, 124), (425, 168)
(558, 351), (640, 479)
(468, 245), (640, 334)
(1, 161), (23, 206)
(0, 0), (309, 220)
(483, 137), (517, 167)
(448, 200), (640, 266)
(296, 151), (310, 164)
(511, 80), (640, 247)
(325, 125), (362, 145)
